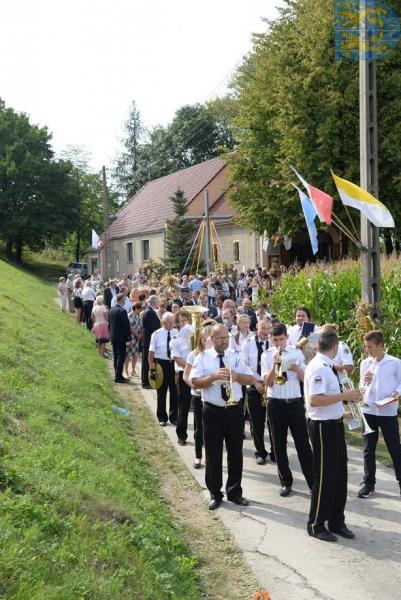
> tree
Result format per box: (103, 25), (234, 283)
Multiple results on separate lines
(226, 0), (401, 249)
(164, 188), (198, 273)
(113, 101), (145, 201)
(0, 99), (79, 261)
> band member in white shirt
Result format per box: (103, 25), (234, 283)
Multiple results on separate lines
(287, 306), (316, 346)
(261, 323), (313, 496)
(358, 330), (401, 499)
(171, 310), (193, 446)
(320, 324), (354, 384)
(243, 319), (273, 465)
(305, 332), (361, 542)
(149, 313), (178, 426)
(190, 324), (254, 510)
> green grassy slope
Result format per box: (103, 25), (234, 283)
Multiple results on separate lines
(0, 259), (200, 599)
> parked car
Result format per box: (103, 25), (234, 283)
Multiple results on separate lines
(66, 262), (89, 278)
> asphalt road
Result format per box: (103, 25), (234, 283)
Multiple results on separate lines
(139, 383), (401, 600)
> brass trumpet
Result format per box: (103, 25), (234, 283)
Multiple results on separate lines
(224, 351), (238, 408)
(261, 385), (268, 407)
(274, 349), (287, 385)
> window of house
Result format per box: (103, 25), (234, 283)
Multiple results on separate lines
(212, 242), (218, 263)
(142, 239), (150, 261)
(233, 241), (240, 262)
(126, 242), (133, 263)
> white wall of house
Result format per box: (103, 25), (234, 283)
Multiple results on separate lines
(97, 231), (165, 278)
(214, 224), (261, 270)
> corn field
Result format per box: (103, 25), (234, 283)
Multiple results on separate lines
(267, 255), (401, 365)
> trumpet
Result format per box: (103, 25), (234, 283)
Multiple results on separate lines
(261, 385), (268, 407)
(342, 377), (374, 435)
(274, 349), (287, 385)
(224, 351), (238, 408)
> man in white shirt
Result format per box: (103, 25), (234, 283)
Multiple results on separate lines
(82, 281), (97, 330)
(305, 332), (361, 542)
(261, 322), (313, 496)
(149, 313), (178, 426)
(171, 310), (193, 445)
(243, 319), (273, 465)
(190, 324), (254, 510)
(320, 324), (354, 384)
(358, 330), (401, 499)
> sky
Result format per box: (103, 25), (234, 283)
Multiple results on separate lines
(0, 0), (283, 170)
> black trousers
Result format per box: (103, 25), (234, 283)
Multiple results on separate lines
(112, 341), (126, 380)
(83, 300), (94, 330)
(203, 401), (244, 500)
(176, 371), (192, 441)
(156, 359), (178, 424)
(363, 413), (401, 487)
(308, 419), (347, 533)
(192, 395), (203, 459)
(141, 344), (150, 387)
(248, 389), (269, 459)
(267, 398), (314, 488)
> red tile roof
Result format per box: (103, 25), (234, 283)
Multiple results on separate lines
(107, 157), (226, 239)
(209, 193), (234, 223)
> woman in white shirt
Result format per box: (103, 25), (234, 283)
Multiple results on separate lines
(230, 314), (251, 353)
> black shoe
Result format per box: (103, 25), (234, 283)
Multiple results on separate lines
(170, 420), (177, 426)
(329, 525), (355, 539)
(279, 485), (292, 497)
(256, 456), (266, 465)
(307, 525), (337, 542)
(177, 439), (186, 446)
(209, 498), (222, 511)
(228, 496), (249, 506)
(142, 384), (152, 389)
(159, 421), (167, 427)
(357, 483), (375, 498)
(269, 452), (276, 463)
(193, 461), (202, 469)
(115, 377), (130, 384)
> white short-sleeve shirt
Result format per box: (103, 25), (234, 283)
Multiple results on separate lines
(334, 341), (354, 383)
(149, 328), (178, 360)
(261, 345), (305, 399)
(190, 347), (252, 407)
(304, 352), (344, 420)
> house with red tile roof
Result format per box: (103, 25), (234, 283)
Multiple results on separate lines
(87, 157), (263, 278)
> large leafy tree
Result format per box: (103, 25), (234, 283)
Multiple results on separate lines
(164, 188), (198, 273)
(0, 99), (79, 261)
(227, 0), (401, 250)
(113, 100), (237, 203)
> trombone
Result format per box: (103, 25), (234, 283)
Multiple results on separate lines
(342, 377), (374, 435)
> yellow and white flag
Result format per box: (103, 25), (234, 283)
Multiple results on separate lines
(331, 171), (394, 228)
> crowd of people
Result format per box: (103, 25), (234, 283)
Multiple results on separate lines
(57, 265), (401, 543)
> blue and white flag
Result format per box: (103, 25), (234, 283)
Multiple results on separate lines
(295, 185), (319, 255)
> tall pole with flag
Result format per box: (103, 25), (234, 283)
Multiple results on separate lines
(359, 0), (381, 317)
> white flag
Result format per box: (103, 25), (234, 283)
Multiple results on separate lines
(92, 229), (100, 248)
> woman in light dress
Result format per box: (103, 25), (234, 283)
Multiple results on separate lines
(91, 296), (109, 357)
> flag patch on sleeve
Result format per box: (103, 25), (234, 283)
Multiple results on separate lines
(314, 376), (322, 382)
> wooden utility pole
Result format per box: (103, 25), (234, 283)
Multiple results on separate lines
(102, 166), (110, 281)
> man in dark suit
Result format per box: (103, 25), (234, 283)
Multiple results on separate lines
(109, 293), (132, 383)
(104, 280), (119, 309)
(141, 295), (160, 388)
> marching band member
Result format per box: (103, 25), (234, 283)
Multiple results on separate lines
(358, 330), (401, 499)
(320, 324), (354, 384)
(305, 332), (361, 542)
(171, 310), (193, 446)
(190, 324), (254, 510)
(287, 306), (316, 346)
(183, 325), (213, 470)
(148, 312), (178, 426)
(261, 323), (314, 495)
(243, 318), (274, 465)
(230, 314), (251, 353)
